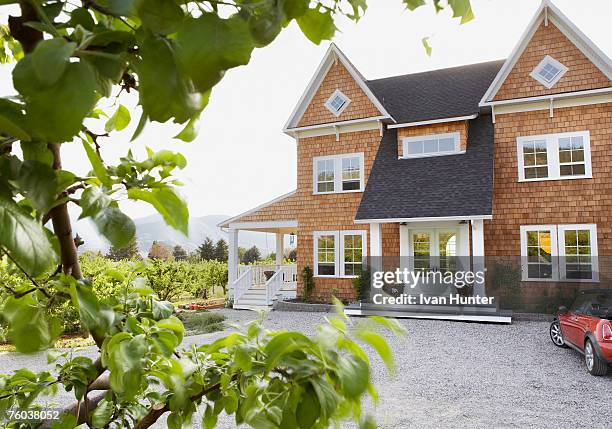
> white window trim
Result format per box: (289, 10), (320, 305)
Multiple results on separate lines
(516, 130), (592, 182)
(520, 225), (559, 282)
(529, 55), (568, 89)
(313, 230), (367, 278)
(520, 224), (599, 282)
(558, 224), (599, 282)
(313, 152), (365, 195)
(324, 89), (351, 117)
(400, 132), (463, 159)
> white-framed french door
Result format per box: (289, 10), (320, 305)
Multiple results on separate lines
(408, 228), (460, 294)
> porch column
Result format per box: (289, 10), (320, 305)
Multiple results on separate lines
(471, 219), (486, 297)
(275, 232), (284, 268)
(228, 228), (239, 299)
(399, 224), (409, 271)
(369, 223), (382, 275)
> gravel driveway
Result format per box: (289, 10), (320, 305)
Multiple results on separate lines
(1, 309), (610, 428)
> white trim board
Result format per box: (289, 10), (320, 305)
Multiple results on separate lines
(229, 220), (298, 230)
(218, 190), (296, 228)
(355, 215), (493, 224)
(282, 43), (393, 131)
(479, 0), (612, 105)
(388, 114), (477, 129)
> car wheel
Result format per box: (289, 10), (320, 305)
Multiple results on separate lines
(584, 339), (608, 376)
(549, 321), (567, 348)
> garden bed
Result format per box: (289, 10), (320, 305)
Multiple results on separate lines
(274, 300), (333, 313)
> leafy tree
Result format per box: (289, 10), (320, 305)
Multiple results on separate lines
(148, 241), (173, 260)
(241, 245), (261, 264)
(0, 0), (473, 426)
(198, 237), (216, 261)
(107, 236), (140, 260)
(172, 244), (188, 261)
(214, 238), (229, 261)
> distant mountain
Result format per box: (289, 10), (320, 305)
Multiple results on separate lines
(74, 214), (284, 256)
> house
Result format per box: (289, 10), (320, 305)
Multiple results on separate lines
(219, 0), (612, 316)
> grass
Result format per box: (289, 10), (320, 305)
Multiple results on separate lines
(178, 311), (226, 335)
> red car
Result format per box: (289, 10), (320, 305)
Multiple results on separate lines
(549, 289), (612, 376)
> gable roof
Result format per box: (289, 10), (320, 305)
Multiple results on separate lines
(355, 115), (494, 222)
(283, 44), (393, 131)
(480, 0), (612, 104)
(366, 60), (503, 125)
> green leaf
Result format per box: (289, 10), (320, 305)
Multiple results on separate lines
(17, 160), (58, 214)
(91, 207), (136, 248)
(283, 0), (309, 20)
(136, 35), (202, 123)
(0, 98), (29, 141)
(20, 141), (52, 165)
(79, 186), (111, 219)
(152, 300), (174, 320)
(82, 139), (112, 187)
(137, 0), (184, 35)
(105, 104), (131, 132)
(70, 8), (96, 31)
(93, 0), (137, 17)
(174, 91), (210, 142)
(0, 196), (55, 276)
(131, 110), (148, 141)
(156, 315), (184, 344)
(234, 345), (252, 372)
(72, 280), (115, 334)
(3, 294), (60, 353)
(355, 330), (395, 373)
(91, 397), (114, 428)
(14, 58), (97, 143)
(296, 7), (336, 45)
(347, 0), (368, 21)
(203, 404), (218, 429)
(31, 39), (77, 86)
(403, 0), (426, 10)
(127, 187), (188, 235)
(359, 415), (377, 429)
(296, 384), (319, 429)
(422, 37), (432, 57)
(176, 14), (254, 93)
(337, 356), (369, 398)
(448, 0), (475, 24)
(248, 13), (282, 48)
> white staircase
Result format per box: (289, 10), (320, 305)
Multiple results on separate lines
(232, 265), (297, 311)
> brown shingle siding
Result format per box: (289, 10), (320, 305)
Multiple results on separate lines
(493, 21), (611, 101)
(297, 61), (382, 128)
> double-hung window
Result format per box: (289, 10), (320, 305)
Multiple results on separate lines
(313, 153), (364, 194)
(520, 224), (598, 281)
(516, 131), (591, 182)
(313, 230), (367, 277)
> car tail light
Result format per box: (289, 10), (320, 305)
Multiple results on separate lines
(603, 324), (612, 341)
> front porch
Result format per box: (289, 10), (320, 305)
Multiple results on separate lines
(225, 220), (298, 310)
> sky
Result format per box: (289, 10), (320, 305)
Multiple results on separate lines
(1, 0), (611, 222)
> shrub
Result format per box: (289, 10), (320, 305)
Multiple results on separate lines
(353, 268), (370, 302)
(302, 266), (314, 300)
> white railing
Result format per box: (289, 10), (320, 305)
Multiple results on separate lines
(237, 264), (297, 286)
(233, 266), (253, 302)
(266, 265), (298, 304)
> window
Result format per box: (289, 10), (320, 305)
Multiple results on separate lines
(558, 224), (598, 281)
(520, 224), (598, 282)
(316, 234), (336, 276)
(343, 233), (363, 276)
(313, 230), (367, 277)
(530, 55), (568, 89)
(316, 159), (335, 193)
(402, 132), (461, 158)
(516, 131), (591, 182)
(313, 153), (364, 194)
(324, 89), (351, 116)
(341, 156), (361, 191)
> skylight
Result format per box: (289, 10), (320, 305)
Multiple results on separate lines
(530, 55), (568, 89)
(324, 89), (351, 116)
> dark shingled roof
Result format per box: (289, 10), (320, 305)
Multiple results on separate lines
(355, 114), (494, 220)
(367, 60), (504, 124)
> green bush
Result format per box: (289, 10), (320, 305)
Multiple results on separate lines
(302, 266), (314, 300)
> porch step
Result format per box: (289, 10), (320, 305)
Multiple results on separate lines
(233, 286), (274, 311)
